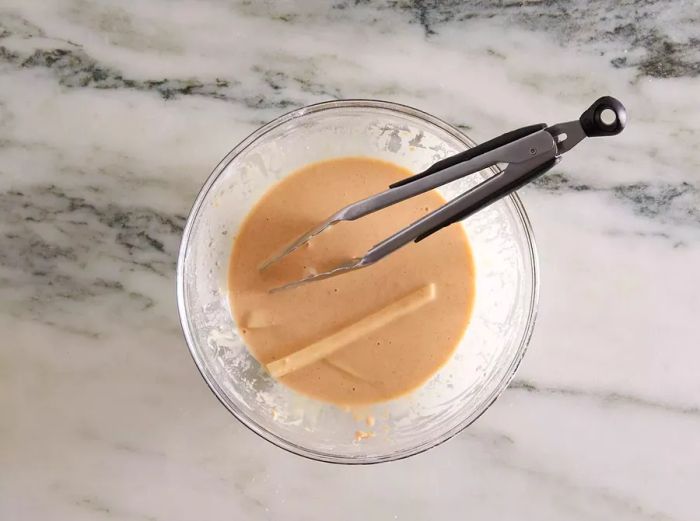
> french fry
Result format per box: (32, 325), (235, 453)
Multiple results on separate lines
(266, 284), (436, 378)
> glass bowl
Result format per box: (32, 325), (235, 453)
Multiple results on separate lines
(176, 100), (539, 464)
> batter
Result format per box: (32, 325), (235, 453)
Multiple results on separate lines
(228, 157), (475, 406)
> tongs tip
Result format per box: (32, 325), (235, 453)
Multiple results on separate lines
(268, 256), (366, 294)
(258, 218), (340, 272)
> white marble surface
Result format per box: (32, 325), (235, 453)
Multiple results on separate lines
(1, 1), (699, 519)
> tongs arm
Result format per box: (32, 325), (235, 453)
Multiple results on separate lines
(359, 130), (559, 267)
(261, 123), (551, 270)
(339, 123), (548, 222)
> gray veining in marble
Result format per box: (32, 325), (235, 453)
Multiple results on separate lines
(1, 1), (699, 520)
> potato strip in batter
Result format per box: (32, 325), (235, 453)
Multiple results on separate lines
(266, 284), (436, 378)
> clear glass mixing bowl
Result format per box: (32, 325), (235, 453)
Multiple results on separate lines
(176, 100), (539, 464)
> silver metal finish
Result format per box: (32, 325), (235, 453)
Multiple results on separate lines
(265, 109), (601, 291)
(545, 120), (586, 155)
(262, 130), (554, 272)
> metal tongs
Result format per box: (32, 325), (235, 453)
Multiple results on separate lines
(263, 96), (627, 291)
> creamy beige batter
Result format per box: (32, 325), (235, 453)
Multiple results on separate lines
(228, 157), (475, 406)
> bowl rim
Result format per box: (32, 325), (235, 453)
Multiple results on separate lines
(176, 99), (540, 464)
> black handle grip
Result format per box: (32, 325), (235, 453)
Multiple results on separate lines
(414, 157), (559, 243)
(579, 96), (627, 137)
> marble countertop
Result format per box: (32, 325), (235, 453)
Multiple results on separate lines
(1, 1), (699, 519)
